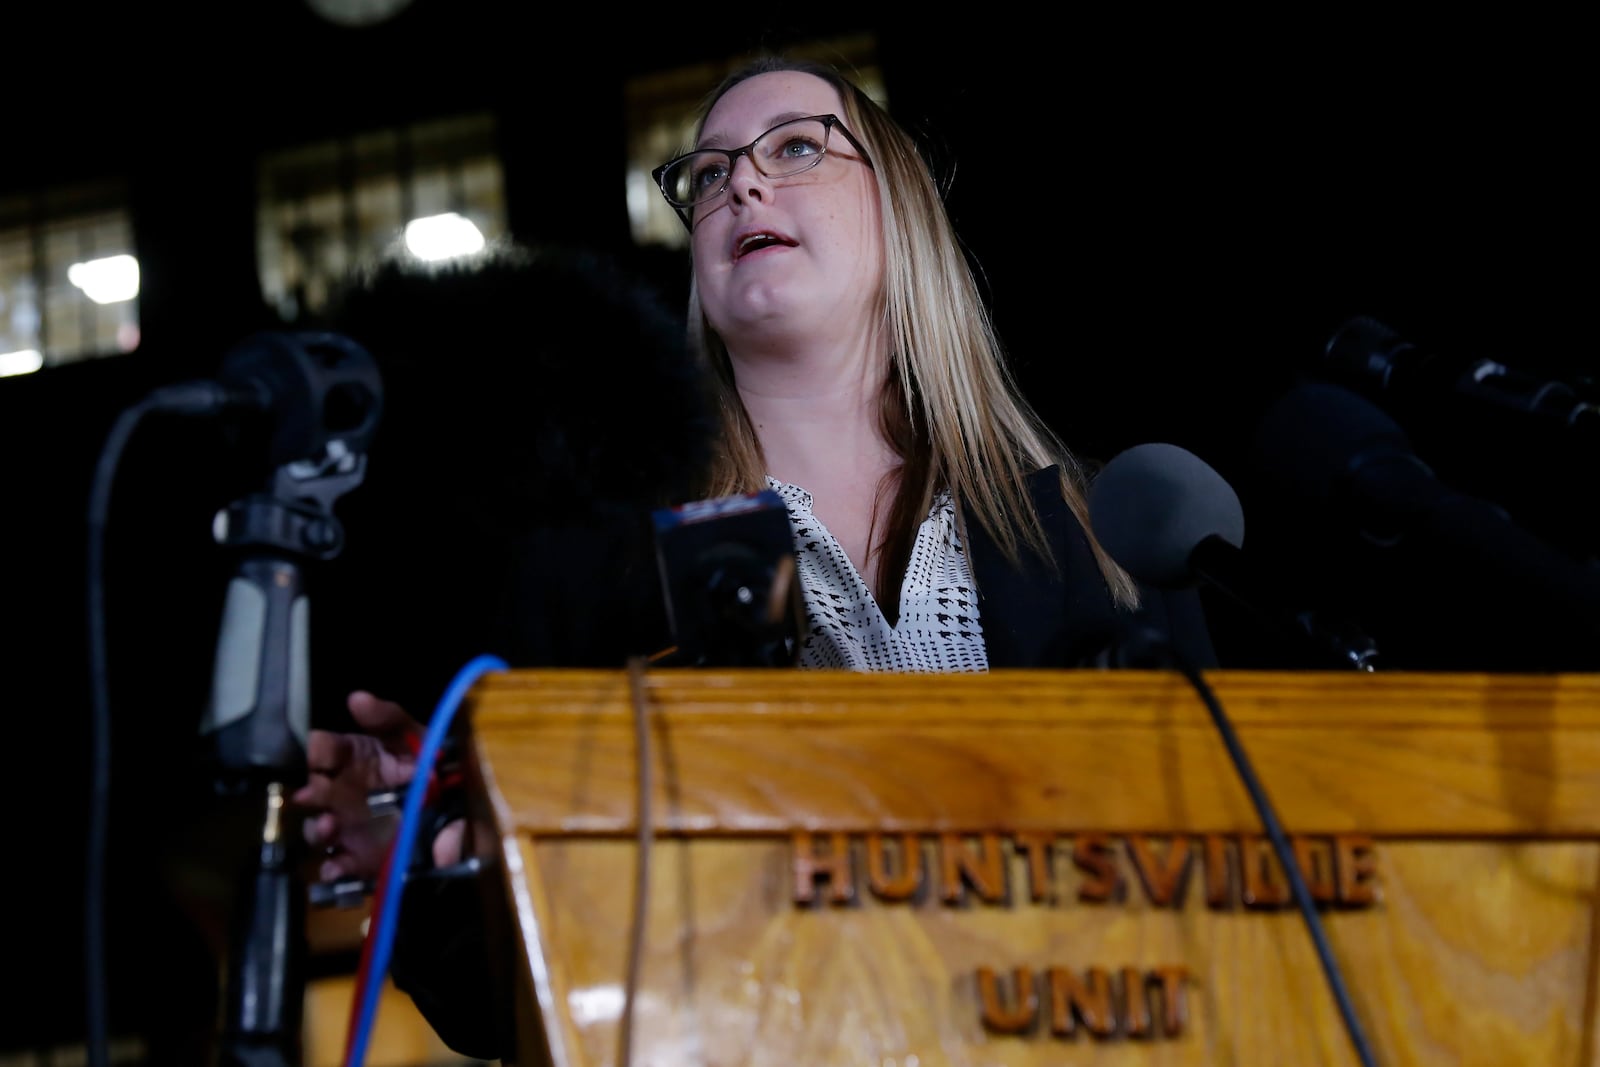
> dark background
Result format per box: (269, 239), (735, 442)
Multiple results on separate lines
(2, 4), (1594, 1061)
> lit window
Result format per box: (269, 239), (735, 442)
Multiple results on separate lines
(257, 115), (507, 322)
(0, 183), (139, 375)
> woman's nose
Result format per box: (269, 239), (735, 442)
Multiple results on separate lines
(727, 152), (770, 206)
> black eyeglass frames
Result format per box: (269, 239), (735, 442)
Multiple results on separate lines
(651, 114), (874, 229)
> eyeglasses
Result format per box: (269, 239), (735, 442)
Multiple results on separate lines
(652, 114), (874, 229)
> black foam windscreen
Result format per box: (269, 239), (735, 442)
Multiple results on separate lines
(1088, 442), (1245, 588)
(1251, 380), (1433, 517)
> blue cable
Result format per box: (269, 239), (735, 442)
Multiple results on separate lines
(345, 653), (508, 1067)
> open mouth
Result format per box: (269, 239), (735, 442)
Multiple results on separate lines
(734, 231), (796, 260)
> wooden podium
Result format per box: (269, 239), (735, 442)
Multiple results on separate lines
(457, 669), (1600, 1066)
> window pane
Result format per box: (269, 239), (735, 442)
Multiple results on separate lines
(0, 186), (136, 372)
(0, 229), (38, 361)
(258, 115), (506, 322)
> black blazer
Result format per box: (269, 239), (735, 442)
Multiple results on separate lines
(964, 466), (1217, 670)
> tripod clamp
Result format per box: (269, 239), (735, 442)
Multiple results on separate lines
(212, 441), (368, 563)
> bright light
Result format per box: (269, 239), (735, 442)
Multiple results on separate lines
(567, 983), (624, 1025)
(0, 349), (44, 377)
(404, 213), (485, 262)
(67, 254), (141, 304)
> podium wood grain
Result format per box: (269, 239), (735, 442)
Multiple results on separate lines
(462, 669), (1600, 1067)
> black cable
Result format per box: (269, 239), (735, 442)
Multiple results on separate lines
(1130, 628), (1380, 1067)
(85, 382), (241, 1067)
(84, 396), (162, 1067)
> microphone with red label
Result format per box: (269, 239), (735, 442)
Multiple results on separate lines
(652, 489), (801, 667)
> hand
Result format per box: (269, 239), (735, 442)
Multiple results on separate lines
(292, 690), (466, 882)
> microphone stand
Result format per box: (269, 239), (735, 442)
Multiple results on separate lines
(202, 446), (370, 1067)
(1190, 535), (1381, 671)
(192, 330), (382, 1067)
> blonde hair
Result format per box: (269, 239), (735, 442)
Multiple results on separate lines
(687, 56), (1139, 608)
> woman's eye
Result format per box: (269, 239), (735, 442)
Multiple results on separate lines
(779, 136), (822, 159)
(692, 161), (729, 191)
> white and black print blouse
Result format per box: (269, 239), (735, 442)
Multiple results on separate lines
(765, 476), (987, 672)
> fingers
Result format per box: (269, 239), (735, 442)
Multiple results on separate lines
(302, 811), (339, 850)
(291, 776), (334, 809)
(347, 690), (422, 739)
(302, 811), (354, 884)
(292, 690), (423, 835)
(304, 729), (354, 777)
(301, 808), (388, 883)
(319, 853), (362, 884)
(432, 818), (467, 869)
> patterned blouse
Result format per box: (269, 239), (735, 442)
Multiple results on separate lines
(765, 476), (987, 672)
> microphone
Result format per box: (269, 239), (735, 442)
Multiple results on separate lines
(214, 330), (384, 467)
(1322, 315), (1598, 448)
(197, 332), (383, 789)
(652, 489), (801, 667)
(145, 331), (383, 455)
(1089, 442), (1379, 670)
(135, 332), (384, 1067)
(1252, 380), (1600, 669)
